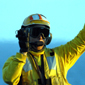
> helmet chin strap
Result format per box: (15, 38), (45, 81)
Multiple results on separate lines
(29, 41), (45, 52)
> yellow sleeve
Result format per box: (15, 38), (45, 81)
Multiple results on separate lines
(2, 53), (27, 84)
(53, 24), (85, 70)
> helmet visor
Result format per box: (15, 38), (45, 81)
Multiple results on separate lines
(29, 26), (49, 38)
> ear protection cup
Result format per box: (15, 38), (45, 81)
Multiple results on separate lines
(46, 33), (52, 45)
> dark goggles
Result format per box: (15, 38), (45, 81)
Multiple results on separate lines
(28, 26), (50, 38)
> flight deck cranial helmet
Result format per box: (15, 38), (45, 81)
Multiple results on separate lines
(22, 13), (52, 46)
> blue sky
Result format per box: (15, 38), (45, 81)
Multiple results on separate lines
(0, 0), (85, 42)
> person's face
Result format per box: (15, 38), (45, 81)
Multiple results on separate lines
(29, 35), (46, 51)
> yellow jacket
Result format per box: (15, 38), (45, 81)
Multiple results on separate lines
(2, 25), (85, 85)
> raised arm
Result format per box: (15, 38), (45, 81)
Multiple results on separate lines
(53, 24), (85, 70)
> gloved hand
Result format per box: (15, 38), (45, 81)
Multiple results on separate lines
(16, 29), (29, 53)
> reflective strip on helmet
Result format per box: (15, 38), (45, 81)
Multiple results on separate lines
(23, 58), (32, 72)
(29, 16), (33, 20)
(38, 14), (42, 19)
(41, 15), (48, 21)
(29, 14), (47, 21)
(46, 56), (56, 70)
(32, 14), (40, 20)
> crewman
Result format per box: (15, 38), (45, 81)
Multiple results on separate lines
(2, 13), (85, 85)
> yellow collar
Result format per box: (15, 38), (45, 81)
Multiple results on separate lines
(28, 50), (45, 56)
